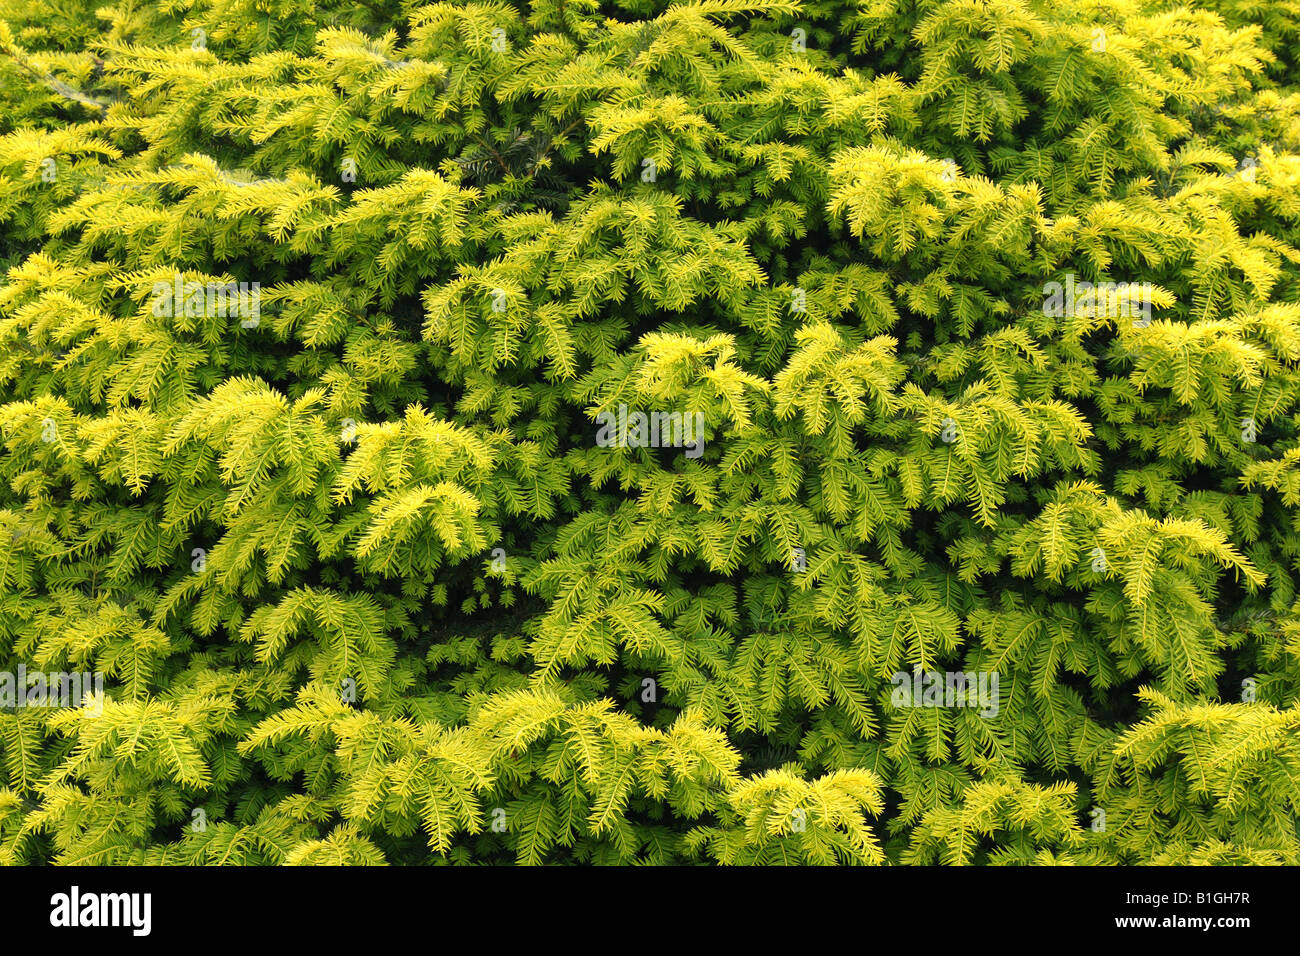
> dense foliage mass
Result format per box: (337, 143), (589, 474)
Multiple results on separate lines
(0, 0), (1298, 865)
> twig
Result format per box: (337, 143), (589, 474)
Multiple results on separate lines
(0, 44), (111, 115)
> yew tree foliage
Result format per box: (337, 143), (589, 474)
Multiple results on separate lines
(0, 0), (1297, 866)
